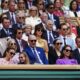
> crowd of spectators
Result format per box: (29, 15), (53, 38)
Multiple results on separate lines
(0, 0), (80, 65)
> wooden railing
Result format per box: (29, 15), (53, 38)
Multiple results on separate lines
(0, 65), (80, 69)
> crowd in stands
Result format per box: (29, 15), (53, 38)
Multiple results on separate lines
(0, 0), (80, 65)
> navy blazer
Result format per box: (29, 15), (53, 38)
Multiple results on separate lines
(24, 46), (48, 64)
(48, 14), (60, 29)
(73, 48), (80, 64)
(42, 30), (59, 45)
(0, 28), (13, 38)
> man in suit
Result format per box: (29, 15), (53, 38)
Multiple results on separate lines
(25, 0), (34, 9)
(5, 1), (16, 25)
(12, 11), (25, 31)
(42, 20), (59, 47)
(0, 17), (13, 38)
(14, 28), (28, 53)
(24, 35), (48, 64)
(73, 36), (80, 64)
(46, 3), (60, 30)
(58, 23), (76, 50)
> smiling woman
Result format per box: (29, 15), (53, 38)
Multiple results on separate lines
(0, 48), (16, 65)
(56, 45), (78, 65)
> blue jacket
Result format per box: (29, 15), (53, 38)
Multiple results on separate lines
(24, 46), (48, 64)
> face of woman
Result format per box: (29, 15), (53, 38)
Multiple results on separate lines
(19, 54), (26, 63)
(7, 49), (15, 59)
(55, 40), (62, 50)
(36, 29), (43, 37)
(72, 1), (77, 10)
(64, 46), (72, 58)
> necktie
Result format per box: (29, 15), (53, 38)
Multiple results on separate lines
(63, 37), (66, 45)
(32, 48), (41, 64)
(49, 31), (53, 44)
(11, 13), (15, 24)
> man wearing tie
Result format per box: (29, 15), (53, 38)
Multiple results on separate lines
(24, 35), (48, 64)
(58, 23), (76, 50)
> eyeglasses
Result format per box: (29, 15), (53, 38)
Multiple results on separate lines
(56, 43), (62, 45)
(37, 29), (43, 32)
(10, 52), (15, 55)
(65, 49), (72, 52)
(49, 7), (54, 9)
(17, 32), (23, 34)
(19, 17), (25, 19)
(10, 43), (16, 46)
(62, 28), (68, 31)
(30, 40), (36, 42)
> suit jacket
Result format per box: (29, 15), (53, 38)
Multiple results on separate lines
(48, 47), (60, 64)
(24, 46), (48, 64)
(5, 11), (16, 24)
(48, 14), (60, 29)
(15, 38), (28, 53)
(73, 48), (80, 64)
(42, 30), (59, 46)
(0, 28), (13, 38)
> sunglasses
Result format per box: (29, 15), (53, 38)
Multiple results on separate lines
(37, 29), (43, 32)
(18, 32), (23, 34)
(49, 7), (54, 9)
(62, 28), (68, 31)
(65, 49), (72, 52)
(10, 52), (15, 55)
(56, 42), (62, 45)
(30, 40), (36, 42)
(19, 17), (25, 19)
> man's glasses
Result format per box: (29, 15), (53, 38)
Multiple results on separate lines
(19, 17), (25, 19)
(62, 28), (68, 31)
(17, 32), (23, 34)
(30, 40), (36, 42)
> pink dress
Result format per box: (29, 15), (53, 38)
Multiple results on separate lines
(0, 58), (14, 65)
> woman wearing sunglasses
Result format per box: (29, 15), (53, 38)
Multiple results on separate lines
(34, 23), (48, 59)
(56, 45), (78, 64)
(0, 48), (15, 64)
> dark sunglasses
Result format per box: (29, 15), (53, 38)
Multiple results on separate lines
(30, 40), (36, 42)
(18, 32), (23, 34)
(62, 28), (68, 31)
(19, 17), (25, 19)
(56, 42), (62, 45)
(10, 52), (15, 55)
(37, 29), (43, 32)
(49, 7), (54, 9)
(65, 49), (72, 52)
